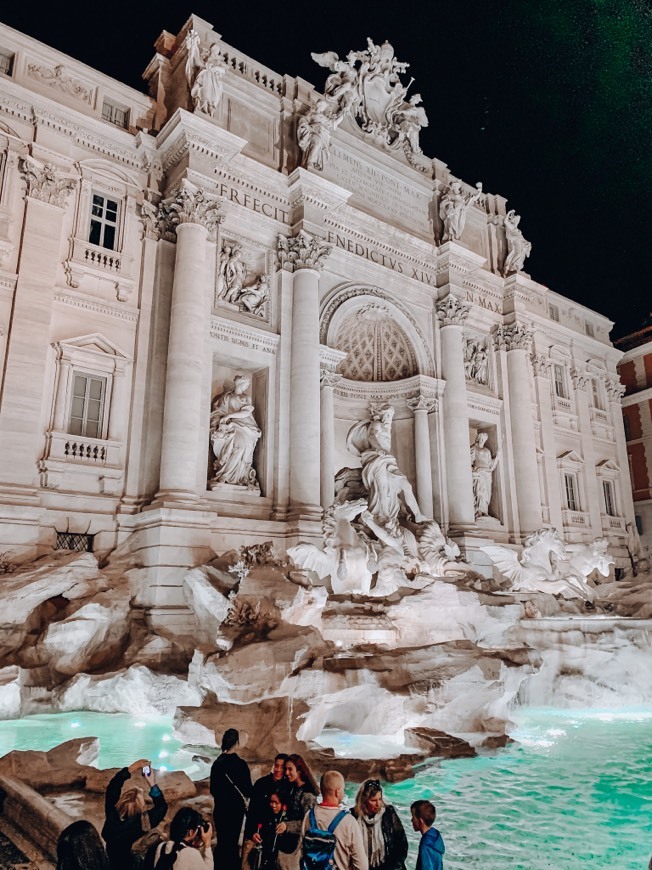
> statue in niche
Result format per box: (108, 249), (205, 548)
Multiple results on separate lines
(470, 432), (500, 518)
(439, 181), (483, 242)
(210, 374), (261, 488)
(346, 403), (428, 535)
(503, 209), (532, 275)
(185, 30), (227, 117)
(297, 99), (338, 171)
(238, 275), (270, 317)
(216, 243), (246, 303)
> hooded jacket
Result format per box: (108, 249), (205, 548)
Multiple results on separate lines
(415, 826), (445, 870)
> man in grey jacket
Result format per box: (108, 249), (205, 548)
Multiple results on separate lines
(301, 771), (368, 870)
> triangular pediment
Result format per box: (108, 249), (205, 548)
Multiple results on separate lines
(56, 333), (129, 359)
(557, 449), (584, 465)
(596, 458), (620, 472)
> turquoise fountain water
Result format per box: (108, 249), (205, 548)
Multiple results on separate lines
(0, 708), (649, 869)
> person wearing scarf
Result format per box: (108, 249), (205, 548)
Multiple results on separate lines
(350, 780), (408, 870)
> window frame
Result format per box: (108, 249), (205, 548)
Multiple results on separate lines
(0, 47), (14, 77)
(548, 303), (560, 323)
(89, 191), (120, 252)
(602, 479), (616, 517)
(553, 363), (568, 399)
(101, 98), (130, 129)
(68, 371), (107, 439)
(564, 472), (580, 512)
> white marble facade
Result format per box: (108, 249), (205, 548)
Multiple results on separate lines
(0, 17), (636, 617)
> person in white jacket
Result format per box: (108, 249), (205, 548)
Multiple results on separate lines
(153, 807), (213, 869)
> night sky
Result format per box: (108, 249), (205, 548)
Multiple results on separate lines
(2, 0), (650, 338)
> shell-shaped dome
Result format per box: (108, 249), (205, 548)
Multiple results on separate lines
(335, 304), (417, 382)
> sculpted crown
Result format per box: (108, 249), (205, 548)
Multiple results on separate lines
(571, 367), (590, 390)
(160, 182), (223, 240)
(493, 322), (533, 352)
(20, 156), (76, 208)
(605, 378), (626, 400)
(277, 230), (332, 272)
(530, 353), (552, 378)
(435, 295), (470, 327)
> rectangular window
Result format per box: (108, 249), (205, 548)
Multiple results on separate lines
(564, 473), (579, 511)
(592, 378), (604, 410)
(89, 193), (119, 250)
(101, 99), (129, 129)
(553, 363), (567, 399)
(55, 532), (95, 553)
(68, 373), (106, 439)
(585, 320), (595, 337)
(602, 480), (616, 517)
(0, 49), (13, 77)
(549, 304), (560, 322)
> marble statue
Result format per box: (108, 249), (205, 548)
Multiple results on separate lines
(346, 403), (427, 535)
(297, 100), (337, 171)
(503, 209), (532, 275)
(439, 181), (483, 242)
(185, 30), (227, 117)
(310, 39), (426, 153)
(216, 243), (246, 303)
(238, 275), (269, 316)
(482, 528), (609, 600)
(470, 432), (500, 518)
(210, 375), (261, 488)
(464, 339), (489, 385)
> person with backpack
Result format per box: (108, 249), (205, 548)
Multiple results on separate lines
(210, 728), (252, 870)
(277, 754), (319, 870)
(410, 801), (444, 870)
(300, 771), (368, 870)
(152, 807), (213, 869)
(350, 779), (407, 870)
(102, 758), (168, 869)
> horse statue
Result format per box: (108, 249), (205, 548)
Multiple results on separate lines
(481, 528), (603, 601)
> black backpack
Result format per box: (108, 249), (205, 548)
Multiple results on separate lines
(301, 808), (348, 870)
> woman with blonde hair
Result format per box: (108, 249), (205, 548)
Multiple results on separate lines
(102, 758), (168, 869)
(350, 779), (407, 870)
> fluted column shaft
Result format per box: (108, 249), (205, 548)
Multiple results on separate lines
(320, 371), (340, 510)
(497, 324), (541, 534)
(437, 296), (475, 528)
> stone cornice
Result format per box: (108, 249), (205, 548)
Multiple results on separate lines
(156, 108), (247, 176)
(334, 373), (444, 405)
(319, 345), (348, 371)
(435, 240), (487, 276)
(54, 289), (139, 322)
(467, 391), (503, 416)
(287, 167), (352, 213)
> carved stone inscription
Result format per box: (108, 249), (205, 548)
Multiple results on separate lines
(325, 145), (431, 235)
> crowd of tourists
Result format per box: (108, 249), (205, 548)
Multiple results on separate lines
(55, 728), (445, 870)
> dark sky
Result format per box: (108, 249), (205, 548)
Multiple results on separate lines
(2, 0), (650, 338)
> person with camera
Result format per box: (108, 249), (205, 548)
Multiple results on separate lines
(102, 758), (168, 869)
(152, 807), (214, 869)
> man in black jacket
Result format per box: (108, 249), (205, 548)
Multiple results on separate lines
(211, 728), (253, 870)
(102, 757), (167, 869)
(241, 753), (288, 869)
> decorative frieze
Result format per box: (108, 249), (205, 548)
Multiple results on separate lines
(27, 62), (93, 105)
(209, 316), (280, 355)
(19, 156), (76, 207)
(493, 322), (533, 352)
(159, 182), (223, 240)
(435, 294), (470, 327)
(277, 229), (331, 272)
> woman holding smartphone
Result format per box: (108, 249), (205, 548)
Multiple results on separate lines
(102, 757), (168, 869)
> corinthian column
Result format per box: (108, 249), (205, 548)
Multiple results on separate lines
(278, 230), (331, 517)
(436, 295), (475, 530)
(158, 183), (222, 500)
(320, 369), (341, 510)
(494, 323), (541, 535)
(407, 393), (437, 518)
(606, 377), (636, 524)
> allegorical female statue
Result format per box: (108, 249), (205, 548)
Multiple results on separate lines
(210, 375), (261, 487)
(470, 431), (500, 517)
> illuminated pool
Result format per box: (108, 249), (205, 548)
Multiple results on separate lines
(0, 708), (650, 868)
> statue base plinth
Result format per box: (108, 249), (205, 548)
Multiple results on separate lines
(209, 480), (260, 496)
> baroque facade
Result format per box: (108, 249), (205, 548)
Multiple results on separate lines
(616, 320), (652, 562)
(0, 18), (635, 622)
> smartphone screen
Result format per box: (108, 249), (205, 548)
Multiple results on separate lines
(142, 765), (151, 776)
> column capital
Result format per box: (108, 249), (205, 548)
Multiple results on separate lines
(139, 197), (164, 241)
(277, 229), (332, 272)
(160, 181), (223, 241)
(493, 322), (533, 352)
(19, 156), (76, 207)
(407, 393), (438, 413)
(531, 353), (552, 378)
(320, 368), (342, 389)
(571, 366), (590, 390)
(606, 378), (626, 401)
(435, 294), (470, 327)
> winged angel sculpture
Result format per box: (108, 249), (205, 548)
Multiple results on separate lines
(298, 40), (428, 171)
(482, 529), (614, 601)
